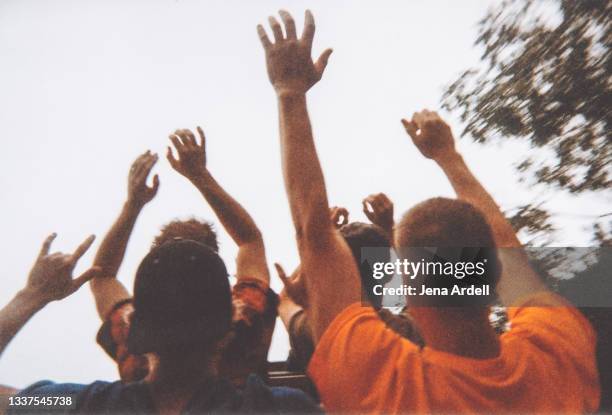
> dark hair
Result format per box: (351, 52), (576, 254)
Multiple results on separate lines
(339, 222), (392, 307)
(395, 197), (501, 306)
(152, 218), (219, 252)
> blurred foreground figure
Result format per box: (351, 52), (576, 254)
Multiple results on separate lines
(257, 8), (599, 413)
(2, 239), (319, 414)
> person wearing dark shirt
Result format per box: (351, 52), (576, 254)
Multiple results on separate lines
(2, 237), (320, 414)
(90, 128), (278, 386)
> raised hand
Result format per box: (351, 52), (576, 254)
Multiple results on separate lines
(275, 263), (308, 308)
(167, 127), (207, 182)
(402, 110), (456, 162)
(363, 193), (394, 234)
(25, 233), (101, 305)
(127, 151), (159, 209)
(330, 206), (349, 228)
(257, 10), (333, 95)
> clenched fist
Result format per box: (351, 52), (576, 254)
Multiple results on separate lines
(402, 110), (456, 162)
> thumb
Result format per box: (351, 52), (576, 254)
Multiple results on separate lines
(402, 119), (418, 141)
(72, 266), (103, 291)
(314, 48), (333, 77)
(151, 174), (160, 193)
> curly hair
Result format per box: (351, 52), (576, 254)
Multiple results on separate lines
(152, 218), (219, 252)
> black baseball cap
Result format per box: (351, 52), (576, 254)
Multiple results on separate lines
(127, 239), (232, 354)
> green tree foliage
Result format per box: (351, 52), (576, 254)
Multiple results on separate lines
(442, 0), (611, 244)
(444, 4), (612, 406)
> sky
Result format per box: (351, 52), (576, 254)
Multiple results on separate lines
(0, 0), (608, 388)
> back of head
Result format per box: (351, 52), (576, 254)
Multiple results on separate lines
(127, 240), (232, 356)
(395, 197), (500, 306)
(152, 219), (219, 252)
(340, 222), (392, 307)
(396, 197), (498, 248)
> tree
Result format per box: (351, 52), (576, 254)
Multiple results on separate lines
(442, 0), (611, 245)
(443, 4), (612, 407)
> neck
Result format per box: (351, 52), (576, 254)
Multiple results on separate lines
(151, 351), (217, 385)
(411, 307), (500, 359)
(147, 351), (218, 415)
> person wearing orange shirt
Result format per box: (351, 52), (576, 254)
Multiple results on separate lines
(257, 10), (599, 413)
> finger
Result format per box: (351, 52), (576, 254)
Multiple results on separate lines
(169, 134), (183, 154)
(135, 151), (149, 164)
(71, 234), (96, 262)
(268, 16), (284, 42)
(363, 199), (378, 220)
(330, 206), (338, 218)
(150, 174), (160, 194)
(402, 119), (418, 140)
(166, 146), (179, 168)
(38, 233), (57, 258)
(314, 48), (333, 77)
(186, 130), (198, 147)
(142, 153), (158, 175)
(423, 110), (437, 123)
(133, 154), (156, 185)
(274, 263), (289, 286)
(338, 207), (349, 225)
(132, 152), (148, 168)
(174, 130), (190, 147)
(370, 196), (384, 211)
(130, 152), (148, 177)
(364, 195), (377, 206)
(362, 199), (374, 216)
(257, 24), (272, 49)
(71, 266), (103, 292)
(196, 126), (206, 148)
(278, 10), (297, 39)
(179, 129), (196, 148)
(412, 111), (425, 129)
(378, 192), (391, 204)
(330, 208), (341, 226)
(340, 213), (348, 226)
(302, 9), (315, 49)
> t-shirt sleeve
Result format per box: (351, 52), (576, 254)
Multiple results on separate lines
(96, 299), (134, 359)
(231, 278), (277, 331)
(95, 299), (149, 383)
(219, 278), (279, 385)
(507, 291), (597, 352)
(506, 290), (599, 405)
(307, 303), (419, 410)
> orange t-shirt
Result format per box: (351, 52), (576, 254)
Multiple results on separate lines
(308, 292), (599, 414)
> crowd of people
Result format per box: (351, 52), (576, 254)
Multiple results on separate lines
(0, 10), (601, 414)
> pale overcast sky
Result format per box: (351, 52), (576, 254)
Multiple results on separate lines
(0, 0), (607, 388)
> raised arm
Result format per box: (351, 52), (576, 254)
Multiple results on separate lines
(1, 233), (99, 358)
(258, 10), (361, 340)
(167, 128), (269, 282)
(90, 151), (159, 319)
(402, 110), (547, 305)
